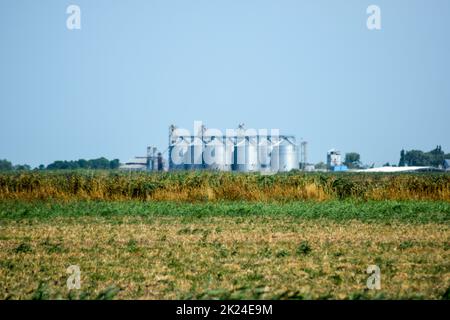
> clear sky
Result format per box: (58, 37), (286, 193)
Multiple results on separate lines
(1, 0), (449, 167)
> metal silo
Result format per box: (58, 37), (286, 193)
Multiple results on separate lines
(271, 136), (298, 172)
(168, 125), (182, 170)
(258, 136), (272, 172)
(169, 137), (189, 170)
(185, 137), (204, 170)
(204, 136), (231, 171)
(224, 136), (234, 171)
(233, 139), (245, 172)
(234, 136), (259, 172)
(168, 144), (177, 170)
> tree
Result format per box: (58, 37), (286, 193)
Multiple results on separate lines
(110, 159), (120, 169)
(314, 162), (327, 170)
(428, 145), (444, 167)
(0, 159), (13, 171)
(344, 152), (361, 169)
(403, 150), (427, 166)
(78, 159), (88, 169)
(402, 146), (445, 167)
(14, 164), (31, 171)
(89, 157), (110, 169)
(46, 157), (121, 170)
(399, 149), (405, 167)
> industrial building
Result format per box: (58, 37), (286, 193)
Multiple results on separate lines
(119, 147), (166, 171)
(327, 149), (342, 168)
(168, 124), (299, 172)
(444, 159), (450, 171)
(118, 157), (147, 171)
(121, 124), (300, 173)
(327, 149), (348, 172)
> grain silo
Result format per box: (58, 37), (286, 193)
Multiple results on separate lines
(258, 136), (272, 172)
(204, 136), (232, 171)
(234, 136), (259, 172)
(167, 123), (299, 173)
(168, 125), (189, 170)
(185, 137), (204, 170)
(270, 136), (299, 172)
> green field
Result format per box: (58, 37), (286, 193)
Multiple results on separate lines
(1, 199), (449, 300)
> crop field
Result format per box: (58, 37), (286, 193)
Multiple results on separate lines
(1, 171), (450, 202)
(0, 172), (449, 300)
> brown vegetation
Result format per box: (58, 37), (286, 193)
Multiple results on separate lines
(0, 171), (449, 202)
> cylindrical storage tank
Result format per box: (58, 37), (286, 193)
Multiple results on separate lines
(234, 136), (259, 172)
(271, 138), (298, 172)
(169, 138), (189, 170)
(147, 147), (159, 171)
(203, 136), (231, 171)
(157, 153), (164, 171)
(152, 157), (158, 171)
(168, 145), (177, 170)
(223, 137), (234, 171)
(258, 136), (272, 172)
(233, 139), (244, 171)
(185, 137), (204, 170)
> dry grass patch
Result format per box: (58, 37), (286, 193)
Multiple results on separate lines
(0, 216), (448, 299)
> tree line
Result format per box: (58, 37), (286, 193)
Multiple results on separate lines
(399, 146), (449, 167)
(0, 158), (120, 171)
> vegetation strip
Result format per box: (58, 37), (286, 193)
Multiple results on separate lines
(0, 200), (449, 223)
(1, 171), (450, 201)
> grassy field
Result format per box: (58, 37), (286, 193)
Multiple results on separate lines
(1, 199), (449, 300)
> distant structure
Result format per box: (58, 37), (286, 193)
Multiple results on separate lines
(327, 149), (341, 168)
(119, 157), (147, 171)
(300, 140), (308, 170)
(121, 124), (302, 173)
(119, 146), (167, 171)
(168, 124), (299, 173)
(444, 159), (450, 171)
(327, 149), (347, 172)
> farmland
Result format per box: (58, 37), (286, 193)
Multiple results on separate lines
(1, 171), (449, 202)
(0, 172), (449, 299)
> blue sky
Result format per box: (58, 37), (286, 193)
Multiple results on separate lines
(1, 0), (449, 167)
